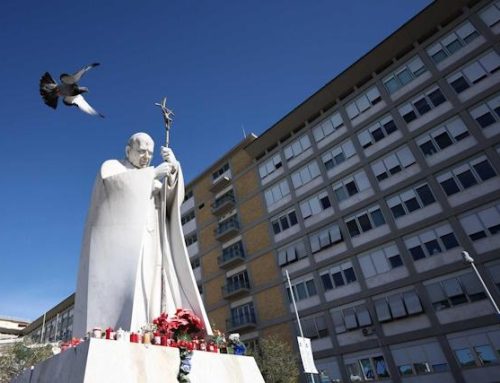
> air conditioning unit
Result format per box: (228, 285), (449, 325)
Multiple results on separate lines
(361, 327), (375, 336)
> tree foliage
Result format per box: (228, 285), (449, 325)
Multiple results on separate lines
(0, 340), (53, 383)
(252, 336), (300, 383)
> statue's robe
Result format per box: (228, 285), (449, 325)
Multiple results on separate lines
(73, 159), (211, 337)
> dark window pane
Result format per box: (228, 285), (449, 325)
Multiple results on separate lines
(420, 140), (438, 156)
(432, 363), (449, 372)
(388, 165), (402, 175)
(296, 284), (307, 300)
(358, 214), (373, 232)
(441, 233), (459, 249)
(450, 77), (470, 93)
(321, 274), (333, 291)
(306, 280), (317, 296)
(324, 159), (334, 170)
(414, 98), (431, 115)
(410, 246), (426, 260)
(334, 152), (346, 164)
(384, 120), (397, 134)
(428, 88), (446, 106)
(416, 185), (436, 205)
(346, 220), (360, 237)
(473, 160), (496, 181)
(371, 209), (386, 226)
(272, 221), (281, 234)
(320, 196), (331, 209)
(344, 268), (357, 283)
(388, 254), (403, 268)
(391, 204), (406, 218)
(345, 181), (358, 196)
(403, 110), (417, 123)
(456, 170), (478, 189)
(332, 272), (345, 287)
(399, 364), (414, 376)
(424, 239), (442, 256)
(404, 197), (421, 212)
(441, 178), (461, 195)
(289, 211), (298, 226)
(434, 132), (453, 149)
(377, 172), (389, 182)
(476, 112), (496, 128)
(469, 230), (487, 241)
(489, 224), (500, 235)
(280, 216), (290, 230)
(371, 128), (385, 142)
(446, 38), (463, 54)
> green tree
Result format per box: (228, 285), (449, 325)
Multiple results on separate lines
(252, 336), (300, 383)
(0, 340), (53, 383)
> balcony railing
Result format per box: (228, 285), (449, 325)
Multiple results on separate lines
(210, 175), (232, 193)
(211, 193), (236, 216)
(217, 242), (245, 269)
(222, 279), (251, 299)
(215, 217), (240, 242)
(226, 312), (257, 331)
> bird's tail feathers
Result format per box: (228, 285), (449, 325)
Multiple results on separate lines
(39, 72), (59, 109)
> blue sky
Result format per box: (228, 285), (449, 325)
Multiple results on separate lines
(0, 0), (431, 320)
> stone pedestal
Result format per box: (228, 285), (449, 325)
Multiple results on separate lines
(11, 339), (264, 383)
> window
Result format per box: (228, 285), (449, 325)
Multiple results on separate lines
(459, 203), (500, 241)
(447, 50), (500, 93)
(181, 210), (195, 225)
(404, 223), (459, 261)
(185, 233), (197, 246)
(487, 263), (500, 290)
(286, 279), (317, 302)
(291, 161), (321, 189)
(264, 180), (290, 208)
(345, 355), (390, 381)
(309, 223), (343, 253)
(300, 190), (331, 219)
(374, 290), (423, 322)
(321, 140), (356, 170)
(277, 240), (307, 267)
(190, 257), (200, 269)
(469, 92), (500, 129)
(312, 111), (344, 143)
(358, 243), (403, 278)
(417, 117), (470, 157)
(345, 86), (382, 120)
(221, 241), (244, 263)
(283, 134), (311, 162)
(383, 56), (427, 94)
(345, 205), (386, 238)
(230, 303), (256, 327)
(426, 272), (486, 311)
(427, 21), (480, 64)
(271, 210), (298, 235)
(371, 146), (416, 182)
(183, 190), (193, 201)
(357, 114), (398, 149)
(437, 155), (497, 196)
(398, 86), (447, 123)
(479, 1), (500, 29)
(320, 260), (357, 291)
(226, 270), (250, 293)
(331, 304), (372, 333)
(386, 183), (436, 219)
(298, 315), (329, 339)
(449, 328), (500, 368)
(212, 162), (230, 180)
(333, 171), (371, 202)
(258, 154), (282, 180)
(392, 341), (449, 376)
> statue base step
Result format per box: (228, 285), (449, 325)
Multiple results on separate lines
(11, 338), (264, 383)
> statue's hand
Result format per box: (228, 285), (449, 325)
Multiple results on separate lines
(154, 162), (174, 179)
(152, 179), (163, 195)
(161, 147), (177, 164)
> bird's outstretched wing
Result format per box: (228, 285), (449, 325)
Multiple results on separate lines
(60, 63), (100, 84)
(63, 95), (104, 118)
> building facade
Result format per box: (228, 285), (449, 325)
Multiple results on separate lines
(184, 0), (500, 382)
(21, 0), (500, 382)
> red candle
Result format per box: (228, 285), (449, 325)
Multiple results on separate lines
(105, 328), (113, 340)
(130, 333), (138, 343)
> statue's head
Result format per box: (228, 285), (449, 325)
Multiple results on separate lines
(126, 132), (154, 169)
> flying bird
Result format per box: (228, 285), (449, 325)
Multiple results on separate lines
(39, 63), (104, 118)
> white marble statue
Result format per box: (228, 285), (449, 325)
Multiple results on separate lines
(73, 132), (212, 337)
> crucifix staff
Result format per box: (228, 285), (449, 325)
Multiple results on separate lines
(155, 97), (175, 148)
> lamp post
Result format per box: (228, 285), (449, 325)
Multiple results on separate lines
(461, 251), (500, 315)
